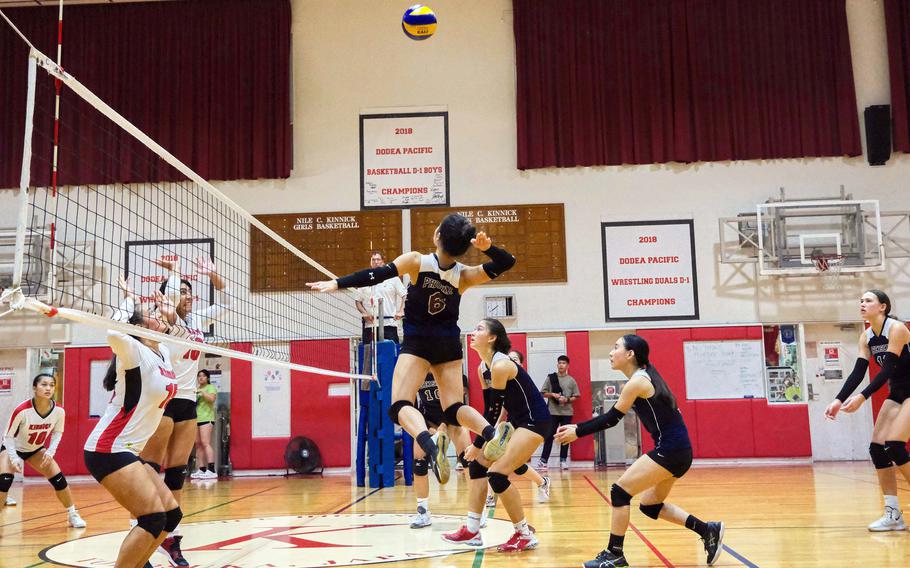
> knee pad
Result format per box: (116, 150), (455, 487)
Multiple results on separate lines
(468, 460), (489, 480)
(0, 473), (13, 493)
(610, 483), (632, 507)
(145, 461), (162, 474)
(513, 464), (529, 475)
(136, 511), (167, 538)
(443, 402), (465, 427)
(870, 442), (893, 469)
(414, 458), (428, 476)
(48, 472), (68, 491)
(164, 507), (183, 533)
(458, 451), (469, 468)
(639, 502), (664, 520)
(885, 441), (910, 466)
(387, 400), (414, 426)
(164, 466), (187, 491)
(488, 471), (511, 494)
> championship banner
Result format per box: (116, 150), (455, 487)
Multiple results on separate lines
(601, 220), (699, 321)
(124, 238), (215, 334)
(360, 112), (449, 209)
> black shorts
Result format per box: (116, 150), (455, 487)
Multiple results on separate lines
(887, 381), (910, 404)
(400, 335), (463, 365)
(84, 450), (142, 483)
(163, 398), (197, 423)
(647, 447), (693, 478)
(513, 420), (551, 439)
(420, 404), (446, 429)
(16, 447), (43, 461)
(197, 421), (214, 427)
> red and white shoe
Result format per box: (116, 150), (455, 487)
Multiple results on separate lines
(442, 525), (483, 547)
(497, 530), (538, 552)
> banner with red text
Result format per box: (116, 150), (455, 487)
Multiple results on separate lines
(124, 238), (216, 334)
(601, 220), (699, 321)
(360, 112), (449, 209)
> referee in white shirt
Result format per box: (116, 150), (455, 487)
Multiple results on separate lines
(356, 251), (407, 343)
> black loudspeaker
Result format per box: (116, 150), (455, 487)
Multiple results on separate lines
(864, 105), (891, 166)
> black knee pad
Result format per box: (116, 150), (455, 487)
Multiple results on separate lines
(639, 502), (664, 520)
(488, 471), (511, 494)
(387, 400), (414, 425)
(414, 458), (428, 476)
(443, 402), (465, 426)
(468, 460), (489, 480)
(164, 466), (187, 491)
(870, 442), (893, 469)
(0, 473), (13, 493)
(164, 507), (183, 533)
(48, 472), (68, 491)
(145, 461), (162, 474)
(885, 441), (910, 466)
(136, 511), (167, 538)
(458, 451), (469, 468)
(513, 464), (529, 475)
(610, 483), (632, 507)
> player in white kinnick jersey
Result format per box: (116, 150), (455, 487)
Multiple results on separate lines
(1, 373), (87, 528)
(83, 280), (183, 568)
(143, 256), (231, 565)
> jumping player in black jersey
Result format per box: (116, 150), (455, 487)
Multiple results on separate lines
(826, 289), (910, 531)
(556, 334), (723, 568)
(443, 319), (551, 552)
(307, 214), (516, 479)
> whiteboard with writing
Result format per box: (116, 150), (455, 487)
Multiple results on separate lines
(684, 340), (766, 399)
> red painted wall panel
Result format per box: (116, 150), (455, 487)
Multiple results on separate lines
(695, 399), (755, 457)
(565, 331), (593, 460)
(751, 399), (812, 457)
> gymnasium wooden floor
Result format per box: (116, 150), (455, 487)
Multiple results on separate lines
(2, 462), (909, 567)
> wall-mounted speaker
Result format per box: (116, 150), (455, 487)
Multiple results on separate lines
(864, 104), (891, 166)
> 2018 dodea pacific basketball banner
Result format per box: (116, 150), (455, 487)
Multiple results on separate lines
(601, 219), (699, 321)
(360, 111), (449, 209)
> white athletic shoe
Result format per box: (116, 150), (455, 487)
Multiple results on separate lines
(4, 496), (16, 506)
(538, 476), (551, 503)
(535, 459), (548, 471)
(480, 514), (488, 529)
(190, 469), (205, 479)
(68, 511), (87, 529)
(410, 509), (432, 529)
(868, 507), (908, 532)
(560, 459), (570, 470)
(203, 469), (219, 480)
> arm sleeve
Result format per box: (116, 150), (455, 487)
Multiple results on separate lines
(108, 296), (143, 366)
(336, 263), (399, 289)
(574, 406), (626, 437)
(46, 431), (63, 457)
(483, 388), (506, 425)
(481, 245), (516, 279)
(835, 358), (869, 402)
(861, 352), (898, 399)
(4, 412), (21, 445)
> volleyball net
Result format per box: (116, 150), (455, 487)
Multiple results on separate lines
(1, 36), (369, 380)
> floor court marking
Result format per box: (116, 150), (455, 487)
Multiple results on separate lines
(1, 497), (117, 528)
(584, 475), (762, 568)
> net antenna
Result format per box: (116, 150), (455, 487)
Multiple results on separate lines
(1, 16), (370, 381)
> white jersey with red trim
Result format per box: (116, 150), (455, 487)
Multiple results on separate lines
(3, 399), (65, 453)
(85, 298), (178, 454)
(164, 276), (231, 400)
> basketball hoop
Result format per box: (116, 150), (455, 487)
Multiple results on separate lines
(811, 253), (846, 289)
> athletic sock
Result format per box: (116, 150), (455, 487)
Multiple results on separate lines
(885, 494), (900, 512)
(208, 462), (215, 472)
(482, 425), (495, 441)
(417, 497), (429, 514)
(514, 518), (530, 536)
(686, 514), (708, 537)
(199, 466), (207, 473)
(608, 533), (624, 555)
(466, 511), (482, 533)
(66, 505), (76, 514)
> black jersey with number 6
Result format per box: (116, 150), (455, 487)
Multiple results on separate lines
(403, 254), (463, 338)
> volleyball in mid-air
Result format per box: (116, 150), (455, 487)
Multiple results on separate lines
(402, 4), (436, 41)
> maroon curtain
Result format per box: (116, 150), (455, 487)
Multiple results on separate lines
(514, 0), (861, 170)
(0, 0), (291, 188)
(886, 0), (910, 153)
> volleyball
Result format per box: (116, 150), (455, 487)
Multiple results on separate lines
(402, 4), (437, 41)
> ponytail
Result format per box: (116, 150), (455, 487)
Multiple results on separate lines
(642, 364), (678, 412)
(103, 357), (118, 391)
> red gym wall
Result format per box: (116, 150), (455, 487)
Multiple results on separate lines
(636, 326), (812, 458)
